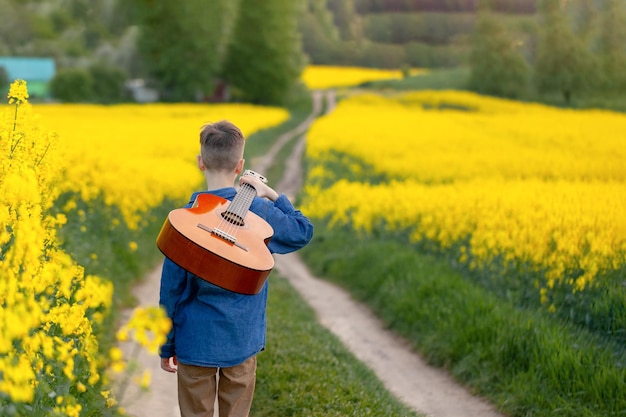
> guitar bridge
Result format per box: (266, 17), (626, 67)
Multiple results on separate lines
(197, 223), (248, 252)
(211, 227), (236, 244)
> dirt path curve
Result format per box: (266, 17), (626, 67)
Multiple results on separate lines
(121, 90), (503, 417)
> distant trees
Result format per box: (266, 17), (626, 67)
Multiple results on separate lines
(533, 0), (594, 104)
(221, 0), (307, 105)
(468, 1), (529, 98)
(595, 0), (626, 91)
(127, 0), (240, 102)
(128, 0), (306, 104)
(468, 0), (626, 104)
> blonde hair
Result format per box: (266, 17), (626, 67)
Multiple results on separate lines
(199, 120), (245, 171)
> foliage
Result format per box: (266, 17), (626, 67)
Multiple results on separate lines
(49, 64), (128, 103)
(595, 0), (626, 91)
(0, 67), (8, 91)
(0, 0), (126, 62)
(534, 0), (595, 104)
(127, 0), (240, 101)
(222, 0), (307, 105)
(468, 4), (530, 98)
(304, 0), (340, 42)
(362, 12), (475, 45)
(326, 0), (360, 40)
(49, 68), (94, 102)
(88, 63), (128, 104)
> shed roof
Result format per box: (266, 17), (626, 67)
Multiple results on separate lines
(0, 57), (56, 82)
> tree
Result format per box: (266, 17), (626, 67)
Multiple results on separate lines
(299, 0), (340, 64)
(468, 0), (530, 98)
(596, 0), (626, 91)
(327, 0), (361, 41)
(221, 0), (307, 105)
(534, 0), (594, 104)
(128, 0), (240, 101)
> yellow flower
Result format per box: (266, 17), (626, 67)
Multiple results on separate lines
(302, 89), (626, 307)
(134, 369), (152, 390)
(8, 79), (29, 104)
(109, 346), (124, 362)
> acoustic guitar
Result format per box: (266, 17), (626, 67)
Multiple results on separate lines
(156, 170), (275, 295)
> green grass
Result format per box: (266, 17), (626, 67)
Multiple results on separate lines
(299, 225), (626, 417)
(252, 274), (422, 417)
(363, 67), (471, 91)
(364, 66), (626, 113)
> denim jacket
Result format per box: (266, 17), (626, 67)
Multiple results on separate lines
(159, 188), (314, 367)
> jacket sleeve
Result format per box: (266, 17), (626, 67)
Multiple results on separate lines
(253, 193), (314, 255)
(158, 257), (188, 358)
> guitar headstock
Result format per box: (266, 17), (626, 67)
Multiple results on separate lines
(242, 170), (268, 184)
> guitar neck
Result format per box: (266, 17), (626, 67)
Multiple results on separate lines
(224, 183), (257, 223)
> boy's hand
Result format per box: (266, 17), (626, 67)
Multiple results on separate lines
(161, 356), (178, 373)
(240, 175), (279, 201)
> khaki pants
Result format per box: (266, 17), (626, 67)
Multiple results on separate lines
(177, 356), (257, 417)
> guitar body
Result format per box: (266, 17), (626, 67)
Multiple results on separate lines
(156, 192), (275, 295)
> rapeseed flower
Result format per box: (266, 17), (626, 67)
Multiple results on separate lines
(302, 90), (626, 303)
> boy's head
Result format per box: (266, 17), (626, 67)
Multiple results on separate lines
(199, 120), (245, 172)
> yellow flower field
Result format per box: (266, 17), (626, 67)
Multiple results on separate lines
(301, 65), (426, 90)
(30, 103), (289, 228)
(0, 81), (289, 413)
(1, 81), (114, 413)
(301, 90), (626, 297)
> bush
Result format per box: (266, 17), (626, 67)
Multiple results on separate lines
(49, 64), (129, 103)
(50, 68), (94, 102)
(88, 63), (128, 103)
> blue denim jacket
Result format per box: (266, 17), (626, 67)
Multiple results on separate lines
(159, 188), (314, 367)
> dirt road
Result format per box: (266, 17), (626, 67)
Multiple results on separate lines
(120, 90), (503, 417)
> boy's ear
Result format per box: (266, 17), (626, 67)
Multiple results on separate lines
(235, 158), (245, 174)
(197, 154), (206, 171)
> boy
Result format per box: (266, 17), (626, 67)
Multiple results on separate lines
(158, 120), (314, 417)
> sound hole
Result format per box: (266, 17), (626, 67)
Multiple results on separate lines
(221, 211), (244, 226)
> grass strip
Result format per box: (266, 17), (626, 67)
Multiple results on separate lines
(300, 226), (626, 417)
(364, 67), (626, 112)
(252, 273), (422, 417)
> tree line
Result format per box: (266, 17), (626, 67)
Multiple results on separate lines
(469, 0), (626, 104)
(2, 0), (624, 106)
(0, 0), (306, 105)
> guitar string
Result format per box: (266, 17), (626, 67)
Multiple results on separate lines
(215, 183), (256, 240)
